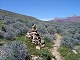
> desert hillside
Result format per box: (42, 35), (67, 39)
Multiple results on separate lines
(0, 9), (80, 60)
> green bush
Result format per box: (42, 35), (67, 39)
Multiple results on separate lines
(58, 46), (79, 60)
(43, 34), (55, 43)
(40, 49), (55, 60)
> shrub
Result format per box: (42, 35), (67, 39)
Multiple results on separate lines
(13, 21), (23, 29)
(56, 27), (63, 34)
(4, 17), (15, 25)
(37, 24), (47, 34)
(15, 26), (29, 36)
(43, 34), (55, 43)
(6, 27), (15, 32)
(4, 31), (16, 40)
(0, 30), (5, 38)
(41, 49), (55, 60)
(2, 25), (8, 32)
(22, 25), (29, 33)
(0, 41), (30, 60)
(61, 36), (74, 49)
(74, 33), (80, 40)
(15, 29), (22, 36)
(47, 26), (56, 34)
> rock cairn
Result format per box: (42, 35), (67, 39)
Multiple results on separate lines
(26, 24), (45, 48)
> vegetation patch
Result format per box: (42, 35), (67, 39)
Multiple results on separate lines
(16, 34), (53, 56)
(40, 49), (56, 60)
(0, 20), (4, 29)
(58, 46), (80, 60)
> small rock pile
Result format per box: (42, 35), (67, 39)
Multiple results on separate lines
(26, 24), (45, 48)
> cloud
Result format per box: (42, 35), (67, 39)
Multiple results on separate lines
(40, 18), (54, 21)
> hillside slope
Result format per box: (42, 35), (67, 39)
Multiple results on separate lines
(0, 9), (41, 21)
(0, 9), (80, 60)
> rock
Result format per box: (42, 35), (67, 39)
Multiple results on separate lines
(26, 33), (32, 39)
(32, 39), (35, 44)
(36, 46), (40, 50)
(32, 24), (36, 29)
(51, 58), (55, 60)
(26, 24), (45, 47)
(41, 40), (45, 48)
(31, 55), (40, 60)
(41, 40), (45, 43)
(72, 49), (78, 54)
(31, 32), (37, 34)
(33, 34), (38, 40)
(41, 44), (45, 48)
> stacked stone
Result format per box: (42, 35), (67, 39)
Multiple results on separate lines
(26, 24), (45, 48)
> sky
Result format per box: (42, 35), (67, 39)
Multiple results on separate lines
(0, 0), (80, 21)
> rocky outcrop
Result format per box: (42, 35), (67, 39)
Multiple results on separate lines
(26, 24), (45, 48)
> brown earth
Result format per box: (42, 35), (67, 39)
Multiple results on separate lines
(50, 34), (64, 60)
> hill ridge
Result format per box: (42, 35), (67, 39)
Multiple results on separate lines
(50, 16), (80, 22)
(0, 9), (40, 21)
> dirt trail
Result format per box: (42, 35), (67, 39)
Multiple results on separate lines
(50, 34), (63, 60)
